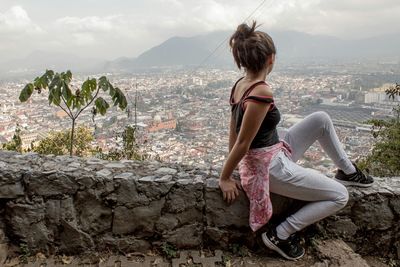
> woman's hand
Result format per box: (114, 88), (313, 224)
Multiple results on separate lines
(219, 177), (241, 204)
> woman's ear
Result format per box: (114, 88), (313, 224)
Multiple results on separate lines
(267, 54), (275, 66)
(266, 54), (275, 74)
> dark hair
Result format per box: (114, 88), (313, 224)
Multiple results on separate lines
(229, 21), (276, 73)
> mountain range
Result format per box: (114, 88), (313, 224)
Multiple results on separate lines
(1, 30), (400, 76)
(105, 30), (400, 71)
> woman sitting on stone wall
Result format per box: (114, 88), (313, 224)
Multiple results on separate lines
(218, 21), (374, 261)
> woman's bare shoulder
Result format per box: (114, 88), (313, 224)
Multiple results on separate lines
(249, 83), (273, 97)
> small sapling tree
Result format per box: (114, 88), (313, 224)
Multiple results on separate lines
(19, 70), (127, 156)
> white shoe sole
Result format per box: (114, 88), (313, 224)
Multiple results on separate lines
(334, 178), (374, 188)
(261, 232), (305, 261)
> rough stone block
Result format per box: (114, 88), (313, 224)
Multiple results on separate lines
(164, 183), (204, 213)
(325, 217), (358, 238)
(0, 183), (24, 198)
(0, 168), (22, 184)
(205, 179), (249, 228)
(24, 171), (79, 196)
(389, 197), (400, 216)
(0, 243), (7, 265)
(163, 223), (203, 248)
(6, 199), (52, 251)
(112, 199), (165, 235)
(155, 213), (179, 233)
(315, 239), (370, 267)
(135, 179), (174, 200)
(60, 197), (78, 225)
(113, 178), (150, 208)
(352, 196), (394, 230)
(75, 191), (112, 234)
(59, 220), (94, 253)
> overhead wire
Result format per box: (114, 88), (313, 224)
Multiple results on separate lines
(124, 0), (274, 122)
(188, 0), (270, 76)
(207, 0), (277, 70)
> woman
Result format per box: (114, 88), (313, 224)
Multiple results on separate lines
(219, 21), (374, 261)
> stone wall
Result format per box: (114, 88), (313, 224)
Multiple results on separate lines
(0, 150), (399, 260)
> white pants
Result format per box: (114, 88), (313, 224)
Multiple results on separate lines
(269, 111), (351, 236)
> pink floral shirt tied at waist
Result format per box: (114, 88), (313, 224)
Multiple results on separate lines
(238, 140), (292, 232)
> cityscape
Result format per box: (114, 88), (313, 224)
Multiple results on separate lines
(1, 62), (399, 177)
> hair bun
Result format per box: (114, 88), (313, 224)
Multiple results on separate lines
(229, 20), (276, 73)
(234, 21), (256, 40)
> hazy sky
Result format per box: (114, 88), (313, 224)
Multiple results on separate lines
(1, 0), (399, 61)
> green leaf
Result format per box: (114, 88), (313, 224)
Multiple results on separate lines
(64, 70), (72, 83)
(19, 83), (34, 102)
(62, 81), (72, 101)
(48, 74), (63, 106)
(66, 95), (74, 108)
(94, 97), (110, 115)
(112, 87), (127, 110)
(81, 78), (97, 102)
(98, 76), (110, 91)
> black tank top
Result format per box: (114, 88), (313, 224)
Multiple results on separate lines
(229, 78), (280, 149)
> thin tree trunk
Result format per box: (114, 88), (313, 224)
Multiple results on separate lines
(70, 119), (76, 156)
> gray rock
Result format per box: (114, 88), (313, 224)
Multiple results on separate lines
(325, 217), (358, 238)
(205, 186), (249, 228)
(68, 162), (81, 168)
(352, 196), (394, 230)
(155, 175), (173, 183)
(136, 179), (174, 199)
(75, 191), (112, 234)
(0, 168), (22, 184)
(315, 239), (370, 267)
(60, 197), (78, 225)
(112, 199), (165, 235)
(105, 162), (126, 169)
(45, 199), (61, 225)
(155, 167), (177, 175)
(164, 223), (203, 248)
(59, 220), (94, 253)
(156, 213), (179, 232)
(177, 172), (190, 178)
(0, 161), (7, 169)
(25, 171), (79, 197)
(165, 184), (204, 213)
(389, 198), (400, 216)
(114, 172), (135, 180)
(0, 183), (24, 198)
(86, 157), (107, 165)
(139, 176), (156, 182)
(113, 178), (150, 207)
(75, 174), (95, 189)
(0, 228), (8, 244)
(5, 198), (51, 252)
(96, 169), (112, 177)
(204, 227), (230, 248)
(177, 178), (192, 185)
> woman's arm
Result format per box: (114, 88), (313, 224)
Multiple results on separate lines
(220, 86), (272, 203)
(229, 114), (237, 153)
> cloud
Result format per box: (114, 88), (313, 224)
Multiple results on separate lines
(0, 0), (399, 61)
(0, 5), (44, 34)
(56, 15), (121, 33)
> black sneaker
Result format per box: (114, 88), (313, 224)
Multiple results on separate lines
(334, 163), (374, 187)
(261, 228), (305, 261)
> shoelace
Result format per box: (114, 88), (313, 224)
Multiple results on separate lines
(355, 167), (373, 183)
